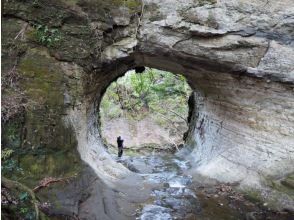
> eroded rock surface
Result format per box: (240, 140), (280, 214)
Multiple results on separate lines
(2, 0), (294, 217)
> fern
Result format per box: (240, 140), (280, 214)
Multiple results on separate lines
(2, 149), (14, 160)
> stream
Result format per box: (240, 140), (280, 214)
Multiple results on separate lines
(116, 152), (293, 220)
(120, 153), (197, 219)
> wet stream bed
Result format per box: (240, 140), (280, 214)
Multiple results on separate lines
(116, 153), (293, 220)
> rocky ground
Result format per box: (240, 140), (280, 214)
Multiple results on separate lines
(194, 183), (293, 220)
(2, 0), (294, 218)
(117, 151), (294, 220)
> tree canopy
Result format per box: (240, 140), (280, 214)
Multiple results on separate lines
(100, 68), (192, 124)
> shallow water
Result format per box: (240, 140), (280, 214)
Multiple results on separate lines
(119, 154), (200, 219)
(118, 153), (293, 220)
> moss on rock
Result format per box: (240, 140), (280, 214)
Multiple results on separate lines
(196, 0), (217, 6)
(1, 47), (84, 188)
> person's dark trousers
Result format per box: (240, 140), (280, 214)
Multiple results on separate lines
(118, 147), (123, 157)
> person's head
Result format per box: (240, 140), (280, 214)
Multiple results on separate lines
(117, 136), (121, 140)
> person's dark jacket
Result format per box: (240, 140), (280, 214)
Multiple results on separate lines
(117, 137), (124, 148)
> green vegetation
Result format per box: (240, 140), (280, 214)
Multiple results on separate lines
(1, 119), (79, 220)
(243, 189), (263, 204)
(1, 138), (38, 219)
(123, 0), (140, 8)
(281, 174), (294, 190)
(33, 24), (61, 47)
(2, 154), (23, 177)
(2, 176), (44, 220)
(2, 121), (24, 178)
(100, 68), (191, 122)
(113, 0), (141, 10)
(100, 68), (192, 146)
(1, 49), (82, 219)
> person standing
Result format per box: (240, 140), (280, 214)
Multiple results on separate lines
(117, 136), (124, 157)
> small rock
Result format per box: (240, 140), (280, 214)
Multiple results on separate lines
(163, 182), (170, 188)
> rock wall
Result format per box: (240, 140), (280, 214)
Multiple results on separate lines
(188, 72), (294, 185)
(2, 0), (294, 212)
(134, 0), (294, 188)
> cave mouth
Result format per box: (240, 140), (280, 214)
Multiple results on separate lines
(98, 67), (192, 156)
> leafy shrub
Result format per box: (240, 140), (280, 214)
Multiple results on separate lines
(1, 148), (23, 176)
(34, 24), (61, 47)
(19, 192), (29, 201)
(100, 68), (192, 124)
(2, 149), (14, 160)
(2, 159), (23, 176)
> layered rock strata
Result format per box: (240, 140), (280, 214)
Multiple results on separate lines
(2, 0), (294, 214)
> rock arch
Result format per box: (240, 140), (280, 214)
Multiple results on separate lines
(2, 0), (294, 211)
(68, 47), (294, 188)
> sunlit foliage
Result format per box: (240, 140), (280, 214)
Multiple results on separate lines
(100, 68), (192, 124)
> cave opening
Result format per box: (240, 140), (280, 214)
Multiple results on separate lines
(99, 67), (193, 157)
(2, 0), (294, 218)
